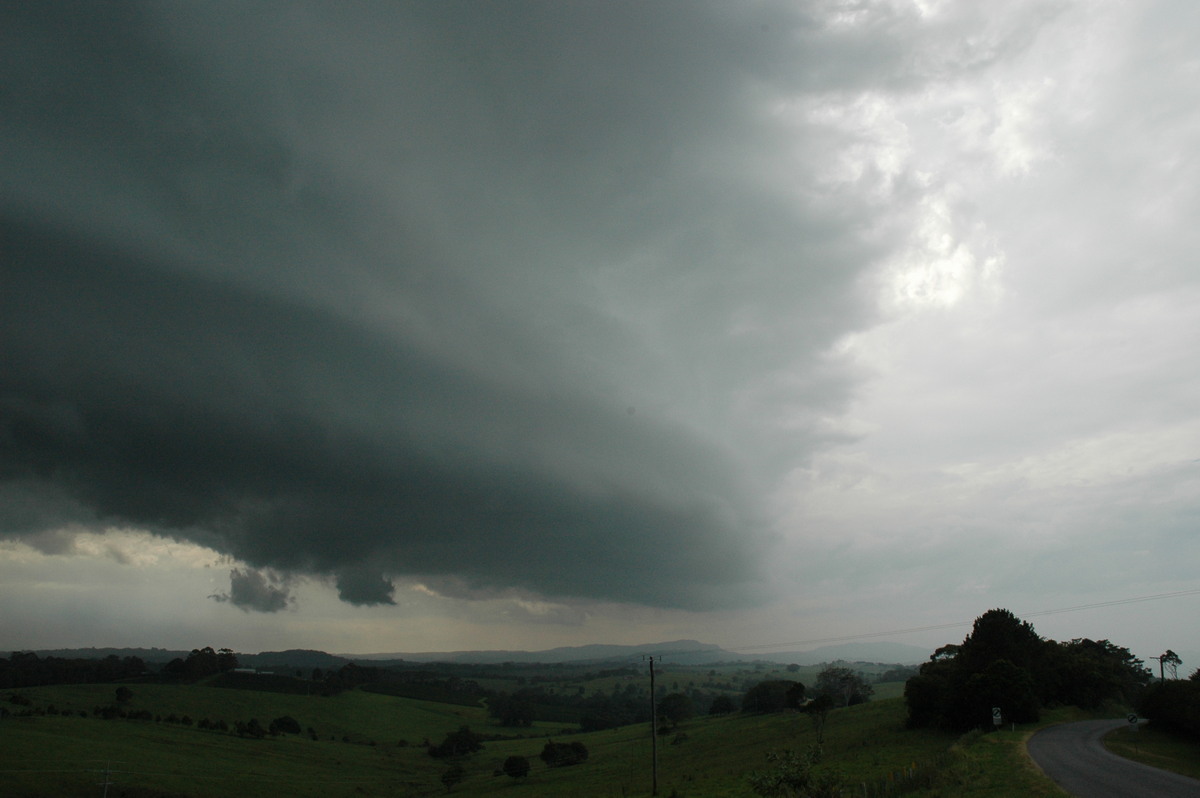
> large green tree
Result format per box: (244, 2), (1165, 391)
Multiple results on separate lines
(905, 609), (1150, 731)
(812, 666), (873, 707)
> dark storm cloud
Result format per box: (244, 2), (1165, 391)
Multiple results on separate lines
(210, 568), (292, 614)
(1, 2), (888, 610)
(335, 566), (397, 607)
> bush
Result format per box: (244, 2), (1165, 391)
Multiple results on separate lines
(270, 715), (302, 735)
(540, 740), (588, 767)
(502, 755), (531, 779)
(428, 726), (484, 758)
(1139, 680), (1200, 738)
(747, 746), (842, 798)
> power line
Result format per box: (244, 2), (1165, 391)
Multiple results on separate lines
(734, 588), (1200, 653)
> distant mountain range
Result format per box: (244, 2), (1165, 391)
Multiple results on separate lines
(7, 639), (932, 668)
(355, 638), (931, 666)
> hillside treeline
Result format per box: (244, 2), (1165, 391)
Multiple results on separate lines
(488, 682), (655, 729)
(0, 651), (147, 688)
(904, 609), (1151, 731)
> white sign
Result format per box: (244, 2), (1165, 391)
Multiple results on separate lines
(1128, 713), (1138, 731)
(992, 707), (1002, 725)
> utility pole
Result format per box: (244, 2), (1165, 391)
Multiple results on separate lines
(645, 655), (658, 797)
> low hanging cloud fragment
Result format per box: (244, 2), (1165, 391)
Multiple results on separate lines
(335, 566), (397, 607)
(209, 568), (292, 614)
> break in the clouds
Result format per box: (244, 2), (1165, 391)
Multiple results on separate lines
(1, 1), (891, 612)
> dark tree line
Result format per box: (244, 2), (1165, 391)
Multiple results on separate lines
(486, 682), (653, 730)
(1139, 669), (1200, 738)
(0, 651), (146, 688)
(162, 647), (238, 681)
(741, 680), (806, 713)
(905, 609), (1151, 731)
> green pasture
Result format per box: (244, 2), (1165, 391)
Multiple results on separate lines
(5, 680), (1159, 797)
(5, 682), (494, 745)
(2, 681), (961, 797)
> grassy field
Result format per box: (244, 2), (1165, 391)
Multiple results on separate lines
(2, 680), (945, 797)
(4, 681), (500, 744)
(1103, 723), (1200, 781)
(2, 679), (1125, 797)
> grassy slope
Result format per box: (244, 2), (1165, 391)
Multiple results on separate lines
(2, 682), (956, 797)
(7, 682), (493, 744)
(1103, 724), (1200, 781)
(6, 680), (1117, 798)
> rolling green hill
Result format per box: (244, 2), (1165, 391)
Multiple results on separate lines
(0, 679), (1072, 797)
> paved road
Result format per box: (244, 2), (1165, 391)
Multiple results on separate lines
(1027, 718), (1200, 797)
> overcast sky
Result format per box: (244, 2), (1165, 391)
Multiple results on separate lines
(2, 1), (1198, 668)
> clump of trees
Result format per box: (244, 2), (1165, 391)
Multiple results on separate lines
(1139, 668), (1200, 738)
(428, 726), (484, 758)
(742, 680), (805, 713)
(811, 667), (873, 708)
(487, 694), (534, 727)
(539, 740), (589, 767)
(656, 692), (695, 727)
(905, 609), (1151, 731)
(162, 647), (239, 681)
(269, 715), (302, 735)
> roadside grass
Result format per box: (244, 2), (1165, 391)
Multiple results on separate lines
(902, 705), (1134, 797)
(1104, 724), (1200, 781)
(910, 726), (1069, 797)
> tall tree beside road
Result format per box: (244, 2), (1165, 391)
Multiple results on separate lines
(905, 609), (1150, 731)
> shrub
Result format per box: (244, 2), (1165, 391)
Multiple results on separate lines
(540, 740), (588, 767)
(502, 755), (531, 779)
(747, 746), (842, 798)
(428, 726), (484, 758)
(1139, 680), (1200, 738)
(270, 715), (302, 735)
